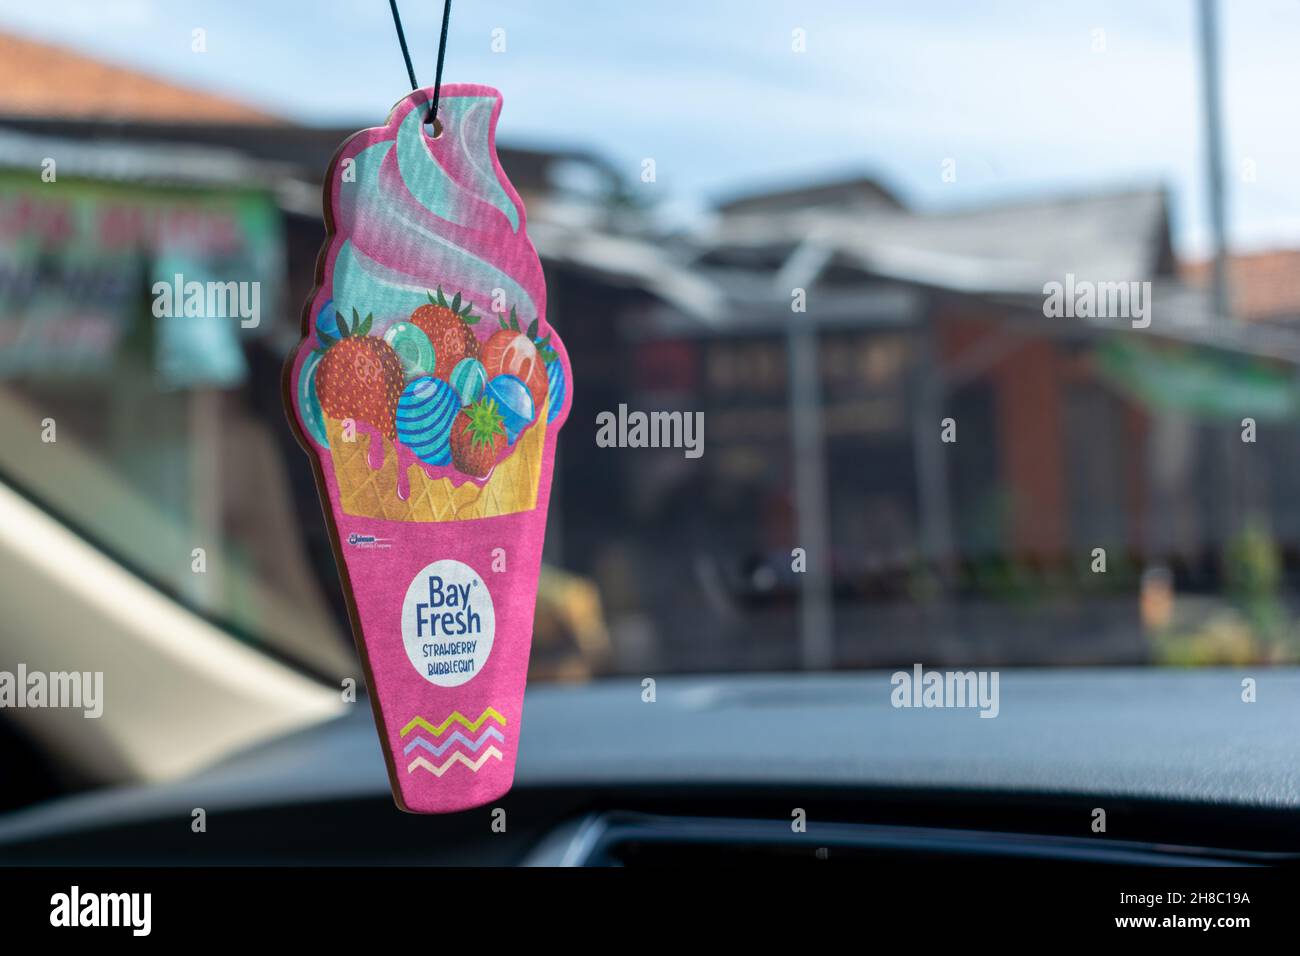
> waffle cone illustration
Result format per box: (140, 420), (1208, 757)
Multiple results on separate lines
(283, 85), (571, 813)
(323, 401), (547, 522)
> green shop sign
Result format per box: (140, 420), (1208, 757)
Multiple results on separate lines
(1096, 337), (1300, 421)
(0, 174), (283, 388)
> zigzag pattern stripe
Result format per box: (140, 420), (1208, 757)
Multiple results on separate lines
(399, 708), (507, 738)
(406, 747), (504, 777)
(403, 726), (506, 757)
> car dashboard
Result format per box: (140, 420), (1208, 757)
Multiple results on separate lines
(1, 670), (1298, 866)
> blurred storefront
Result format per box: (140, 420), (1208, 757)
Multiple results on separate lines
(0, 32), (631, 680)
(7, 31), (1300, 676)
(0, 33), (355, 675)
(593, 178), (1300, 668)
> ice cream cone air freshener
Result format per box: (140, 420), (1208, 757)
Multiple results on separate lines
(285, 85), (571, 813)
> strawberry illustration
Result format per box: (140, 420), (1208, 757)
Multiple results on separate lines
(408, 287), (480, 379)
(450, 398), (507, 478)
(314, 308), (404, 442)
(482, 307), (548, 414)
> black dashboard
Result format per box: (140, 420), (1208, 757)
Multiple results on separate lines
(2, 670), (1299, 865)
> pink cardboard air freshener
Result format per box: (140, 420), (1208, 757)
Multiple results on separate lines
(283, 85), (571, 813)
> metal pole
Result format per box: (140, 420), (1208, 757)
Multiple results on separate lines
(1198, 0), (1232, 324)
(1197, 0), (1241, 550)
(779, 240), (835, 670)
(190, 388), (223, 609)
(913, 307), (955, 615)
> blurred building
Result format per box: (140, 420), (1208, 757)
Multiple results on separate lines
(1181, 250), (1300, 324)
(597, 179), (1300, 668)
(0, 33), (630, 677)
(6, 32), (1300, 674)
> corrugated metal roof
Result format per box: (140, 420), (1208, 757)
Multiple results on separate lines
(699, 186), (1171, 295)
(0, 127), (305, 193)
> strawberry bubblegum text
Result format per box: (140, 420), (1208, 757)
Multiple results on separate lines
(415, 575), (484, 677)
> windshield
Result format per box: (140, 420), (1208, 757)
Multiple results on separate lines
(3, 0), (1299, 683)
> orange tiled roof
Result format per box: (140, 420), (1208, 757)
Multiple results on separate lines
(1180, 250), (1300, 322)
(0, 32), (282, 124)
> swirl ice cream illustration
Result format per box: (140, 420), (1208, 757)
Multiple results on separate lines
(291, 85), (565, 519)
(284, 85), (571, 813)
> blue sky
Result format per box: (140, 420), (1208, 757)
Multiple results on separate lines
(3, 0), (1299, 255)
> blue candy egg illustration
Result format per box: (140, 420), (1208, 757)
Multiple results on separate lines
(315, 298), (338, 340)
(395, 376), (461, 465)
(545, 360), (565, 423)
(298, 351), (329, 448)
(485, 374), (535, 444)
(450, 357), (487, 405)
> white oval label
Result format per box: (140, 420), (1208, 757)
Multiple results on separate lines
(400, 559), (495, 687)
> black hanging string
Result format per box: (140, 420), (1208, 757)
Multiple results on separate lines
(388, 0), (420, 90)
(388, 0), (453, 127)
(429, 0), (452, 128)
